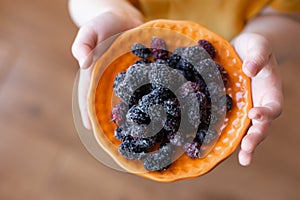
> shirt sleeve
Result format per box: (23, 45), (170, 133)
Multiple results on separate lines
(270, 0), (300, 13)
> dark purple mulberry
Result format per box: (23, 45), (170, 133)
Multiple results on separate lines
(176, 81), (204, 100)
(150, 37), (169, 60)
(195, 128), (206, 145)
(173, 47), (186, 56)
(149, 62), (185, 91)
(154, 59), (168, 65)
(114, 125), (133, 142)
(215, 62), (229, 86)
(176, 59), (195, 81)
(167, 130), (192, 146)
(126, 105), (151, 125)
(118, 137), (155, 160)
(137, 86), (173, 113)
(182, 45), (210, 64)
(198, 39), (216, 58)
(111, 102), (128, 125)
(126, 123), (149, 138)
(226, 94), (233, 112)
(203, 128), (218, 144)
(205, 102), (226, 126)
(194, 59), (222, 84)
(168, 47), (185, 68)
(144, 142), (175, 171)
(115, 63), (151, 104)
(184, 141), (201, 159)
(163, 115), (180, 132)
(135, 59), (151, 65)
(184, 92), (207, 128)
(163, 98), (181, 117)
(206, 81), (225, 98)
(113, 72), (126, 91)
(128, 84), (153, 107)
(131, 43), (151, 59)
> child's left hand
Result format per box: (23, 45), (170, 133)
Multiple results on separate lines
(232, 32), (283, 166)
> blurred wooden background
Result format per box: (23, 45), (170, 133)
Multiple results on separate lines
(0, 0), (299, 199)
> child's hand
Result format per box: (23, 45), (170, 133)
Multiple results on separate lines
(232, 33), (283, 166)
(71, 11), (142, 129)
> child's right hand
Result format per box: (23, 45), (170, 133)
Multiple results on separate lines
(71, 11), (142, 129)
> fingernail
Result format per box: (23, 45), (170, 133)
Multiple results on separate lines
(79, 58), (86, 68)
(239, 151), (251, 166)
(253, 113), (262, 121)
(243, 61), (257, 77)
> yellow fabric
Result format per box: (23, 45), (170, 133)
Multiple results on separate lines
(128, 0), (300, 40)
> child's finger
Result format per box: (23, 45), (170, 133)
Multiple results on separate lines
(242, 36), (272, 77)
(238, 149), (253, 166)
(239, 122), (270, 166)
(78, 68), (92, 130)
(248, 105), (281, 123)
(241, 123), (269, 152)
(72, 27), (96, 69)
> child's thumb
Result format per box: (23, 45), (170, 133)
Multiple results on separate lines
(72, 27), (95, 69)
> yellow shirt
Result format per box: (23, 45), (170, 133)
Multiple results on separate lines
(128, 0), (300, 40)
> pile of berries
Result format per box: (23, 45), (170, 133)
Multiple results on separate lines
(111, 37), (232, 171)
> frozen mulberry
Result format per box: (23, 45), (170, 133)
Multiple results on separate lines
(113, 72), (126, 92)
(203, 128), (218, 144)
(163, 98), (181, 117)
(163, 115), (180, 132)
(176, 59), (195, 81)
(131, 43), (151, 59)
(128, 84), (153, 107)
(118, 137), (155, 160)
(115, 63), (151, 104)
(225, 94), (233, 112)
(126, 123), (149, 138)
(168, 47), (185, 68)
(184, 141), (201, 159)
(114, 125), (133, 142)
(176, 81), (203, 100)
(111, 102), (128, 125)
(198, 39), (216, 58)
(125, 63), (151, 89)
(168, 130), (192, 146)
(184, 92), (207, 128)
(144, 142), (175, 171)
(135, 59), (151, 65)
(127, 105), (151, 125)
(137, 86), (172, 113)
(195, 128), (206, 145)
(114, 81), (134, 104)
(149, 63), (185, 91)
(182, 45), (210, 64)
(150, 37), (169, 60)
(194, 59), (222, 84)
(216, 62), (229, 86)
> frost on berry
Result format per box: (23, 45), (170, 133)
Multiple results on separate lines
(131, 43), (151, 59)
(149, 63), (185, 91)
(111, 36), (234, 170)
(144, 142), (175, 171)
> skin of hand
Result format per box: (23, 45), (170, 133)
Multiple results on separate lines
(69, 0), (143, 129)
(232, 8), (300, 166)
(232, 32), (283, 166)
(70, 0), (299, 166)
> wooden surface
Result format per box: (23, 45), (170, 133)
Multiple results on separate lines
(0, 0), (299, 199)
